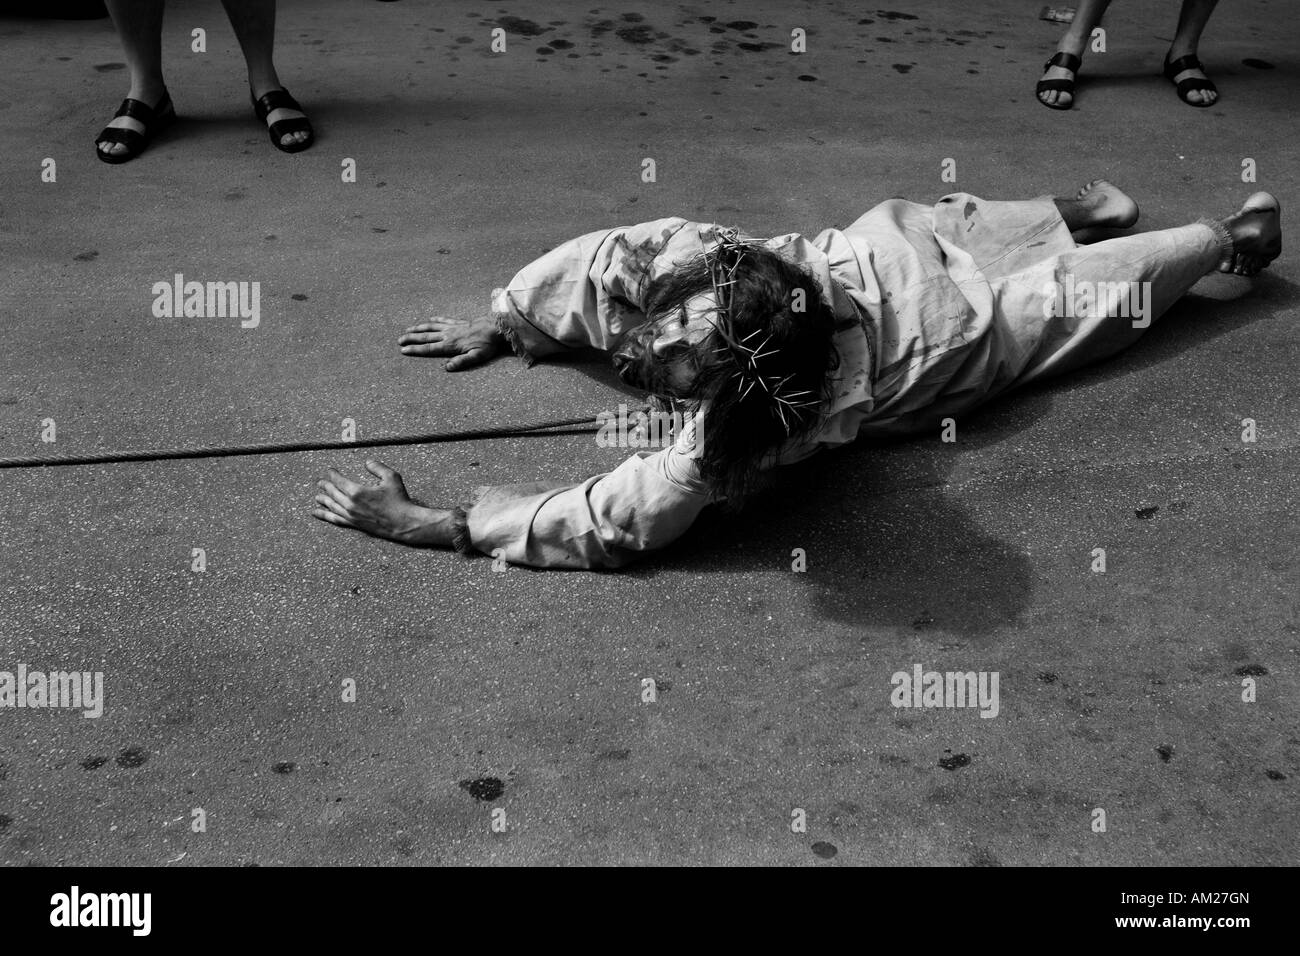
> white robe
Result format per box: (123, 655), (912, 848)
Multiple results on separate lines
(459, 194), (1224, 568)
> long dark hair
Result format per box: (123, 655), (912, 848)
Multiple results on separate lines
(617, 243), (840, 504)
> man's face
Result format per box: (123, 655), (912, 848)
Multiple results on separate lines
(612, 292), (717, 394)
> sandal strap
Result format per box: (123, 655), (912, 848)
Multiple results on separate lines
(113, 94), (168, 124)
(1036, 79), (1075, 92)
(253, 87), (303, 121)
(1174, 75), (1218, 94)
(267, 115), (314, 139)
(1164, 53), (1203, 78)
(1045, 51), (1081, 72)
(95, 125), (145, 149)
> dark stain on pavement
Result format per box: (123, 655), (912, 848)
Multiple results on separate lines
(892, 63), (914, 73)
(1242, 58), (1274, 69)
(0, 814), (12, 833)
(1038, 671), (1059, 684)
(616, 24), (654, 45)
(1265, 769), (1287, 780)
(273, 761), (296, 774)
(93, 62), (125, 72)
(1135, 505), (1159, 519)
(116, 746), (149, 768)
(73, 250), (98, 262)
(1234, 663), (1268, 676)
(459, 776), (505, 801)
(598, 748), (632, 760)
(1156, 744), (1175, 762)
(939, 751), (970, 770)
(811, 841), (838, 858)
(496, 16), (546, 37)
(877, 11), (920, 21)
(80, 755), (108, 770)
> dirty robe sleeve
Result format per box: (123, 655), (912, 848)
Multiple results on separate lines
(452, 422), (713, 569)
(491, 217), (716, 364)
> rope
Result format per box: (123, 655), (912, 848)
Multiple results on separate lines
(0, 415), (603, 470)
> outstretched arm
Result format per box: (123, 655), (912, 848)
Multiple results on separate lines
(312, 424), (713, 569)
(396, 217), (723, 370)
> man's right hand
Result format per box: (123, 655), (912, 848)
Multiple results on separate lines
(398, 315), (505, 371)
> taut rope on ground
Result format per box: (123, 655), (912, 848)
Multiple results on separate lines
(0, 415), (604, 470)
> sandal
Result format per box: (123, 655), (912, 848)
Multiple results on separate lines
(94, 91), (176, 164)
(1036, 51), (1082, 110)
(251, 87), (315, 153)
(1163, 53), (1218, 107)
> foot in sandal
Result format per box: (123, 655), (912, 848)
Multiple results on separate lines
(252, 86), (314, 153)
(94, 88), (175, 164)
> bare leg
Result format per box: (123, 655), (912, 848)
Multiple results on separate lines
(220, 0), (309, 148)
(1167, 0), (1221, 105)
(1014, 195), (1279, 387)
(98, 0), (167, 158)
(1053, 185), (1278, 274)
(1037, 0), (1113, 108)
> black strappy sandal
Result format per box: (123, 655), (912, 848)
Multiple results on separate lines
(1036, 51), (1082, 110)
(251, 87), (315, 153)
(94, 91), (176, 164)
(1163, 53), (1218, 107)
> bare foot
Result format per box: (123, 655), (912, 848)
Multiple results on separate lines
(1075, 179), (1140, 229)
(1220, 193), (1282, 276)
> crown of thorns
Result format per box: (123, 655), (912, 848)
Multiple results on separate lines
(702, 229), (821, 433)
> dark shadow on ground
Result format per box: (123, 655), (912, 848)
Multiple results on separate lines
(623, 270), (1296, 637)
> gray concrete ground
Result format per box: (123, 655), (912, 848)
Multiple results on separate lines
(0, 0), (1296, 865)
